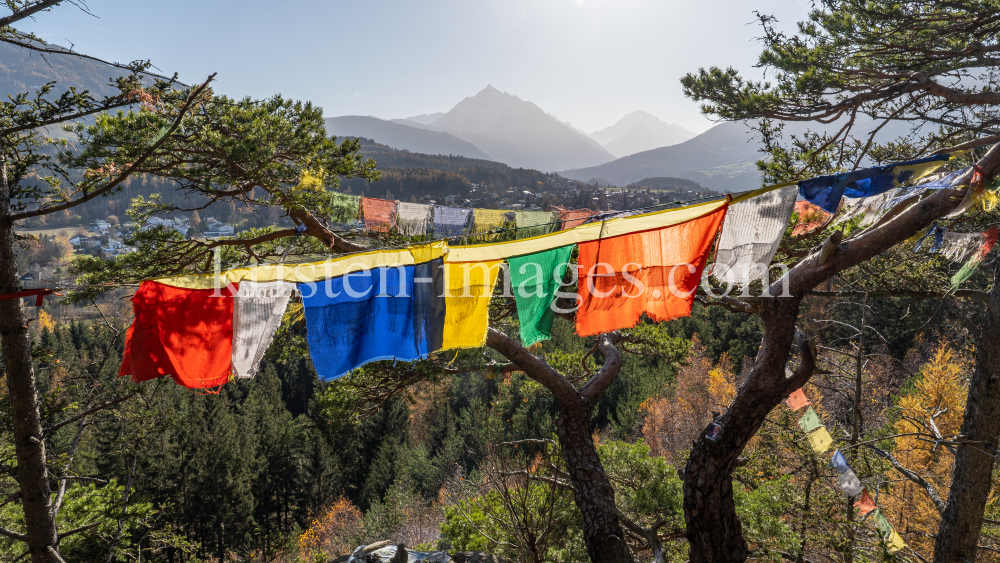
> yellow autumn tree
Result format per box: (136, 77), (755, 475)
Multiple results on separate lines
(881, 343), (969, 559)
(297, 497), (364, 561)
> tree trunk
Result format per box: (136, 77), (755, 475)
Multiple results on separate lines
(486, 328), (635, 563)
(0, 149), (60, 562)
(556, 403), (634, 563)
(933, 260), (1000, 563)
(683, 297), (804, 563)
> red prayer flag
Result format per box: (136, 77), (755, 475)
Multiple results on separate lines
(576, 204), (727, 336)
(786, 388), (810, 411)
(558, 208), (595, 230)
(119, 281), (237, 389)
(855, 489), (877, 516)
(362, 197), (398, 232)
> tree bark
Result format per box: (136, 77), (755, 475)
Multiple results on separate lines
(0, 147), (60, 562)
(682, 145), (1000, 563)
(933, 260), (1000, 563)
(486, 328), (634, 563)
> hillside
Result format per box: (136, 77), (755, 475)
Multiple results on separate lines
(324, 116), (492, 160)
(0, 41), (125, 100)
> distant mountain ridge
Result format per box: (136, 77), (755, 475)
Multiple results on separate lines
(589, 110), (697, 157)
(562, 121), (762, 190)
(324, 116), (492, 160)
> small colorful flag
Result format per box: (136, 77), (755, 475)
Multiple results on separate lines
(798, 407), (824, 433)
(888, 530), (906, 553)
(836, 468), (864, 496)
(786, 388), (810, 411)
(855, 489), (877, 516)
(830, 450), (850, 474)
(873, 509), (893, 537)
(808, 427), (833, 453)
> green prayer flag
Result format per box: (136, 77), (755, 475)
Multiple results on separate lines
(328, 192), (361, 225)
(798, 407), (823, 433)
(515, 211), (559, 239)
(508, 245), (575, 346)
(873, 509), (893, 538)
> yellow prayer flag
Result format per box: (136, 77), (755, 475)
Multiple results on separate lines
(808, 426), (833, 453)
(888, 530), (906, 553)
(442, 261), (502, 350)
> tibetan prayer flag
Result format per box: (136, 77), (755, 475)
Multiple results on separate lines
(786, 388), (810, 411)
(433, 206), (472, 238)
(830, 450), (850, 474)
(232, 281), (296, 379)
(397, 202), (433, 237)
(873, 509), (893, 537)
(798, 407), (823, 433)
(952, 227), (998, 287)
(575, 204), (727, 336)
(558, 208), (595, 230)
(791, 200), (831, 237)
(798, 154), (951, 213)
(836, 468), (864, 496)
(362, 197), (397, 232)
(509, 245), (574, 346)
(888, 530), (906, 553)
(808, 427), (833, 453)
(472, 209), (512, 238)
(119, 280), (236, 389)
(515, 210), (559, 239)
(855, 489), (877, 516)
(300, 259), (445, 380)
(328, 192), (361, 225)
(939, 231), (979, 261)
(714, 185), (797, 284)
(443, 260), (502, 349)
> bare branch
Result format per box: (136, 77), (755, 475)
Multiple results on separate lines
(0, 0), (64, 28)
(868, 445), (946, 514)
(43, 393), (135, 436)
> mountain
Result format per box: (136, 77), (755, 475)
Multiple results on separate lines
(402, 112), (443, 125)
(424, 85), (615, 172)
(562, 121), (761, 190)
(324, 116), (493, 160)
(589, 111), (697, 157)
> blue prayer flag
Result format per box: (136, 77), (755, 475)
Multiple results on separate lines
(798, 154), (952, 213)
(830, 449), (850, 474)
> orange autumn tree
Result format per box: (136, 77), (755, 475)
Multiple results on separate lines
(297, 497), (364, 561)
(881, 343), (970, 559)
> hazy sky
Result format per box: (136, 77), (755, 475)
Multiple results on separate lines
(21, 0), (809, 133)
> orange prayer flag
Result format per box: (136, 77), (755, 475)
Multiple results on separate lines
(786, 388), (810, 410)
(362, 197), (398, 232)
(854, 489), (877, 516)
(119, 281), (236, 389)
(576, 204), (727, 336)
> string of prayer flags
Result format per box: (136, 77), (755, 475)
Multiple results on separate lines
(913, 222), (946, 253)
(515, 210), (559, 239)
(786, 388), (810, 411)
(558, 208), (595, 230)
(433, 206), (472, 238)
(798, 154), (952, 213)
(855, 489), (877, 516)
(232, 281), (296, 379)
(397, 202), (433, 237)
(119, 281), (237, 390)
(575, 204), (727, 336)
(508, 245), (574, 346)
(798, 407), (824, 433)
(362, 197), (398, 232)
(442, 261), (503, 349)
(714, 185), (797, 284)
(951, 226), (998, 287)
(329, 192), (361, 225)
